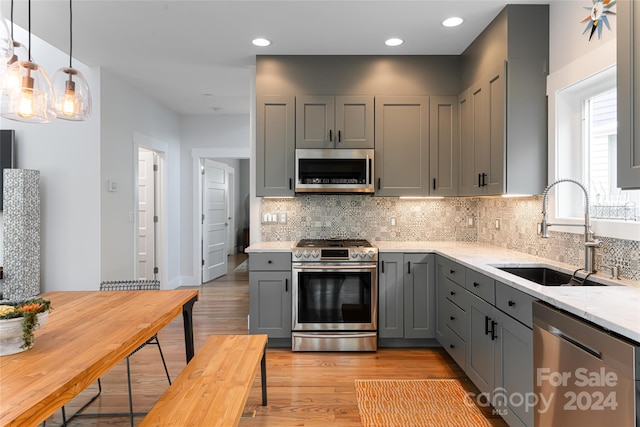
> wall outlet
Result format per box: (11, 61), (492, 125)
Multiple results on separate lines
(467, 216), (474, 227)
(279, 213), (287, 224)
(389, 217), (396, 226)
(495, 219), (501, 230)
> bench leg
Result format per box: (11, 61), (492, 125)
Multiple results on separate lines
(261, 348), (267, 406)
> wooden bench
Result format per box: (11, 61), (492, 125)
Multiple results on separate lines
(139, 334), (268, 427)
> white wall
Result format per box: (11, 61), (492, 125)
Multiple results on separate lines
(179, 114), (249, 285)
(549, 1), (616, 74)
(100, 70), (183, 288)
(0, 25), (101, 292)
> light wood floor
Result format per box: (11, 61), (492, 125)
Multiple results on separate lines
(45, 253), (507, 426)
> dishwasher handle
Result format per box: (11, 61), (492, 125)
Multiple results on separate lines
(548, 325), (602, 359)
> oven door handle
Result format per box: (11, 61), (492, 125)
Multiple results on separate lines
(293, 264), (378, 271)
(293, 332), (378, 339)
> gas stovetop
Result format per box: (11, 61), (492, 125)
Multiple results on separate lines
(296, 238), (373, 248)
(293, 239), (377, 262)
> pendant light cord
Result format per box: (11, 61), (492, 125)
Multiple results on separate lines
(10, 0), (13, 39)
(68, 0), (72, 67)
(27, 0), (31, 61)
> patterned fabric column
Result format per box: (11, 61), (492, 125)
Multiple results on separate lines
(2, 169), (40, 300)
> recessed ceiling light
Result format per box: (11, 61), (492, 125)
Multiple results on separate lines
(252, 38), (271, 47)
(385, 38), (404, 47)
(442, 17), (464, 27)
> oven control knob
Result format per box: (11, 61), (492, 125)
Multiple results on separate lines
(367, 250), (375, 258)
(311, 250), (320, 258)
(359, 251), (366, 258)
(294, 250), (303, 258)
(303, 250), (311, 258)
(351, 251), (359, 258)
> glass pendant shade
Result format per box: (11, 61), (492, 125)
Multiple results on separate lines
(1, 60), (56, 123)
(0, 14), (13, 64)
(8, 40), (29, 65)
(52, 66), (91, 120)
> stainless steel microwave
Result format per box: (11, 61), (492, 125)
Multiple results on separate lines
(295, 149), (375, 193)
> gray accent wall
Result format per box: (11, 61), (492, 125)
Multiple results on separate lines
(257, 55), (462, 97)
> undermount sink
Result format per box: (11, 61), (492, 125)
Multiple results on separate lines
(497, 267), (605, 287)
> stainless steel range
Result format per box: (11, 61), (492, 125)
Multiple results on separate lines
(291, 238), (378, 352)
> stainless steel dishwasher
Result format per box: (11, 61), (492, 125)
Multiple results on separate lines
(533, 301), (639, 427)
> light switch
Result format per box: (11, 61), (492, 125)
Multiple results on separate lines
(107, 180), (118, 192)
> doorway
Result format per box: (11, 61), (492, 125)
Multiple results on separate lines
(137, 147), (158, 280)
(201, 159), (230, 282)
(134, 132), (168, 286)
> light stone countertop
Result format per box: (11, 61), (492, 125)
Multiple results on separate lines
(245, 240), (640, 343)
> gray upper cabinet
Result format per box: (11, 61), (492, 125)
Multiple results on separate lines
(429, 96), (459, 196)
(296, 95), (374, 149)
(375, 96), (430, 197)
(459, 5), (548, 196)
(256, 95), (295, 196)
(617, 0), (640, 189)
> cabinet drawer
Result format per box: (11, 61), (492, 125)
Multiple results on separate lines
(465, 269), (495, 304)
(495, 281), (536, 328)
(440, 257), (465, 286)
(443, 298), (469, 340)
(249, 253), (291, 271)
(444, 278), (467, 310)
(441, 325), (466, 368)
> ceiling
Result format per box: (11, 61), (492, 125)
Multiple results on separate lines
(2, 0), (551, 116)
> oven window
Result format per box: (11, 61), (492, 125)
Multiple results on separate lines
(297, 272), (372, 323)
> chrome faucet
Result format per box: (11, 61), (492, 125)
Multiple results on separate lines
(539, 178), (601, 274)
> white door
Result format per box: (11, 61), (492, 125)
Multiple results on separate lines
(138, 148), (156, 280)
(202, 159), (228, 282)
(227, 168), (236, 255)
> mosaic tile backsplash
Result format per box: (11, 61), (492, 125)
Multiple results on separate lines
(261, 195), (640, 281)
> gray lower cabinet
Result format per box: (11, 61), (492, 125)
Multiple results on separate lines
(436, 256), (469, 368)
(248, 253), (292, 339)
(256, 95), (295, 196)
(436, 256), (535, 427)
(374, 96), (430, 197)
(378, 253), (435, 340)
(617, 0), (640, 189)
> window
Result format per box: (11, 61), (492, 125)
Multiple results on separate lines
(555, 65), (640, 238)
(584, 89), (639, 221)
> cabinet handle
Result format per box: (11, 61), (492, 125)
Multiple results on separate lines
(482, 173), (487, 187)
(449, 344), (455, 349)
(473, 282), (480, 287)
(508, 301), (516, 307)
(338, 130), (342, 143)
(381, 260), (385, 274)
(433, 178), (436, 190)
(478, 173), (482, 187)
(484, 316), (491, 335)
(450, 291), (456, 296)
(450, 269), (456, 275)
(267, 260), (272, 264)
(450, 316), (455, 321)
(329, 129), (333, 142)
(289, 178), (292, 190)
(490, 320), (497, 340)
(285, 278), (288, 292)
(407, 262), (411, 274)
(377, 178), (381, 190)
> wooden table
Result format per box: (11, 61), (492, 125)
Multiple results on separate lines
(0, 289), (198, 427)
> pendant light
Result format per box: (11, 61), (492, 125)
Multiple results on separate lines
(1, 0), (56, 123)
(0, 10), (13, 64)
(52, 0), (91, 121)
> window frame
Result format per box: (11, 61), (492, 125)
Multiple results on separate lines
(547, 41), (640, 241)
